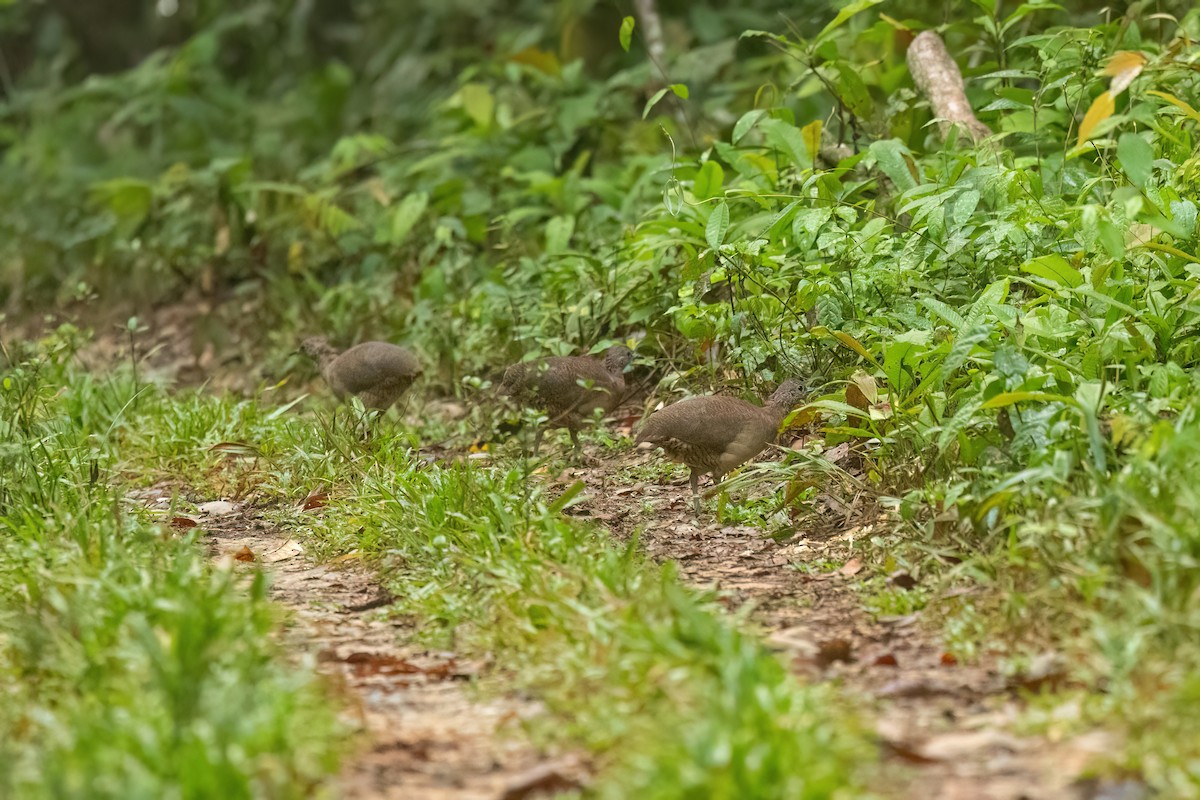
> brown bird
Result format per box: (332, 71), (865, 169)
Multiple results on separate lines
(299, 337), (422, 411)
(499, 345), (633, 456)
(636, 379), (806, 515)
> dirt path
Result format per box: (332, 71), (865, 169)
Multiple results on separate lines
(561, 450), (1129, 800)
(174, 494), (585, 800)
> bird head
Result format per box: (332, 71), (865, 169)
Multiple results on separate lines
(604, 345), (634, 373)
(768, 379), (807, 409)
(298, 336), (333, 360)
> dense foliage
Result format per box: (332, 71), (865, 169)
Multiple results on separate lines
(4, 0), (1200, 795)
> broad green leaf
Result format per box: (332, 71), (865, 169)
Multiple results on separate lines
(759, 118), (810, 168)
(706, 201), (730, 249)
(834, 62), (873, 118)
(90, 178), (152, 235)
(869, 139), (920, 192)
(382, 192), (428, 245)
(693, 160), (725, 200)
(460, 83), (494, 128)
(670, 83), (689, 100)
(732, 109), (768, 144)
(619, 16), (635, 52)
(545, 214), (575, 254)
(1117, 132), (1153, 188)
(1019, 254), (1083, 288)
(919, 297), (966, 329)
(884, 330), (929, 395)
(965, 279), (1010, 327)
(818, 0), (884, 41)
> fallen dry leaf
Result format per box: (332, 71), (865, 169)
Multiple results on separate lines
(816, 638), (854, 667)
(169, 516), (199, 530)
(262, 538), (305, 563)
(198, 500), (238, 517)
(839, 558), (864, 576)
(920, 729), (1023, 761)
(208, 441), (262, 459)
(878, 677), (953, 699)
(873, 652), (899, 667)
(940, 652), (959, 666)
(881, 737), (942, 764)
(499, 760), (584, 800)
(888, 570), (918, 589)
(233, 545), (256, 562)
(301, 490), (328, 510)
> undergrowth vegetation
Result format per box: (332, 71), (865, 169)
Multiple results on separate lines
(3, 336), (875, 798)
(0, 339), (340, 798)
(4, 0), (1200, 794)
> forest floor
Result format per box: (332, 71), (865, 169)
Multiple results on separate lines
(193, 448), (1123, 800)
(38, 304), (1137, 800)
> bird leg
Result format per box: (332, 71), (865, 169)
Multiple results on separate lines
(689, 468), (702, 516)
(531, 426), (546, 456)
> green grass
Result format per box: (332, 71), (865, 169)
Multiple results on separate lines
(3, 334), (876, 798)
(0, 340), (342, 799)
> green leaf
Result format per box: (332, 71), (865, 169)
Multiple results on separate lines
(706, 201), (730, 249)
(545, 215), (575, 254)
(869, 139), (920, 192)
(460, 83), (494, 128)
(884, 330), (930, 395)
(1019, 254), (1083, 288)
(818, 0), (885, 41)
(90, 178), (152, 236)
(670, 83), (689, 100)
(694, 161), (725, 200)
(732, 109), (768, 144)
(1117, 132), (1153, 188)
(382, 192), (429, 246)
(937, 396), (983, 453)
(619, 16), (635, 52)
(759, 118), (810, 168)
(642, 87), (671, 119)
(548, 480), (586, 514)
(834, 62), (873, 118)
(826, 330), (880, 366)
(981, 391), (1074, 409)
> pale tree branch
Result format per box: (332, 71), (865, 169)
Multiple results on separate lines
(906, 31), (991, 143)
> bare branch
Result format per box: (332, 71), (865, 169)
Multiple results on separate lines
(906, 31), (991, 143)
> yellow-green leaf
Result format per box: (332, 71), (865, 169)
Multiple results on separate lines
(801, 119), (823, 163)
(1147, 90), (1200, 125)
(981, 391), (1074, 410)
(619, 16), (635, 52)
(1019, 254), (1084, 288)
(1077, 91), (1114, 147)
(832, 331), (880, 366)
(460, 83), (494, 128)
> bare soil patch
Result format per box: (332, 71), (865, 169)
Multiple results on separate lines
(545, 441), (1133, 800)
(138, 487), (585, 800)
